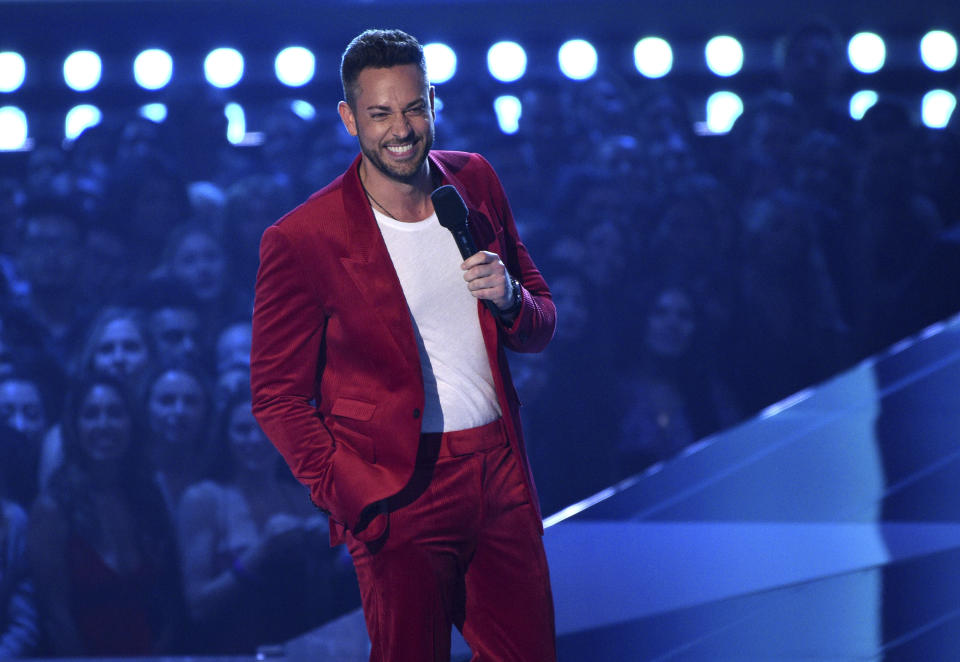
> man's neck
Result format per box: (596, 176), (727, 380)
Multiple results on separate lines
(359, 158), (436, 222)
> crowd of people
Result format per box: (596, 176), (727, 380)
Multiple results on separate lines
(1, 19), (959, 657)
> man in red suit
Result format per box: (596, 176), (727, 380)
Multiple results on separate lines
(250, 29), (557, 662)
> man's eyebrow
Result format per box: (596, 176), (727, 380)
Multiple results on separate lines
(365, 99), (426, 112)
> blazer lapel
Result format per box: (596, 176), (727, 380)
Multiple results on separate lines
(339, 158), (420, 368)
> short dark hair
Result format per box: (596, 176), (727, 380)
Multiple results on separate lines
(340, 29), (426, 108)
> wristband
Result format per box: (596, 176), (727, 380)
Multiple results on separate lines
(500, 277), (522, 316)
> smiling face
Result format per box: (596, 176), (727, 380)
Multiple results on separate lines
(338, 64), (435, 185)
(77, 384), (132, 463)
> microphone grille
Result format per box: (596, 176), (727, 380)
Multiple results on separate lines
(431, 185), (468, 230)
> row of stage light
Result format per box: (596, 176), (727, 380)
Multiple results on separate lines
(2, 31), (958, 92)
(0, 31), (958, 151)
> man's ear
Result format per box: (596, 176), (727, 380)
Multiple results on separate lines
(338, 101), (358, 137)
(429, 86), (436, 120)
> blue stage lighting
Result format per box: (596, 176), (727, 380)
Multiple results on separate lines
(133, 49), (173, 90)
(0, 52), (26, 93)
(922, 89), (956, 128)
(275, 46), (315, 87)
(290, 100), (316, 121)
(139, 103), (167, 123)
(493, 95), (522, 134)
(424, 43), (457, 84)
(0, 106), (28, 151)
(558, 39), (597, 80)
(848, 33), (886, 73)
(706, 91), (743, 133)
(63, 50), (102, 91)
(204, 48), (244, 88)
(849, 90), (879, 120)
(487, 41), (527, 83)
(705, 36), (743, 77)
(920, 31), (958, 71)
(224, 102), (246, 144)
(634, 37), (673, 78)
(65, 104), (101, 140)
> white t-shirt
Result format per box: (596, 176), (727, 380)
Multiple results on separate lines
(374, 208), (501, 433)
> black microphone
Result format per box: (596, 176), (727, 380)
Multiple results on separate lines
(431, 185), (499, 316)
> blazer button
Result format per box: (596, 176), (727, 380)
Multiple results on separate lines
(413, 408), (421, 419)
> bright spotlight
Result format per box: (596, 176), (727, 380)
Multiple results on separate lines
(706, 91), (743, 134)
(487, 41), (527, 82)
(920, 31), (958, 71)
(133, 49), (173, 90)
(0, 107), (28, 151)
(275, 46), (315, 87)
(848, 32), (886, 73)
(494, 95), (522, 134)
(224, 102), (246, 144)
(849, 90), (879, 120)
(0, 52), (26, 93)
(922, 90), (956, 128)
(65, 104), (102, 140)
(634, 37), (673, 78)
(63, 50), (102, 91)
(558, 39), (597, 80)
(204, 48), (244, 88)
(705, 36), (743, 76)
(290, 100), (316, 121)
(139, 103), (167, 123)
(424, 43), (457, 84)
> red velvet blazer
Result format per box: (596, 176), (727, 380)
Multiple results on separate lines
(250, 150), (556, 544)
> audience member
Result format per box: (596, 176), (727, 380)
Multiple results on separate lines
(142, 365), (212, 513)
(0, 490), (38, 657)
(177, 393), (353, 653)
(27, 376), (186, 656)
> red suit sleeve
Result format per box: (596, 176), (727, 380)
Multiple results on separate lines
(249, 224), (337, 517)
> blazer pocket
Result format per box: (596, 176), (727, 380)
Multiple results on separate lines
(331, 397), (377, 421)
(329, 397), (377, 463)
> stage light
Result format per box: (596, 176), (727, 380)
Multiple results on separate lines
(705, 91), (743, 133)
(633, 37), (673, 78)
(558, 39), (597, 80)
(139, 103), (167, 123)
(705, 36), (743, 76)
(494, 95), (521, 134)
(920, 31), (958, 71)
(290, 100), (316, 121)
(424, 43), (457, 84)
(848, 32), (886, 73)
(487, 41), (527, 83)
(63, 50), (101, 91)
(275, 46), (315, 87)
(225, 102), (246, 144)
(0, 107), (28, 151)
(133, 49), (173, 90)
(849, 90), (878, 120)
(65, 104), (101, 140)
(204, 48), (244, 88)
(0, 52), (26, 93)
(922, 89), (956, 128)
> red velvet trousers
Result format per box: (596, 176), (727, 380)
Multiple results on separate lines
(345, 418), (557, 662)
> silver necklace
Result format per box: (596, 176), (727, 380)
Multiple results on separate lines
(359, 172), (401, 221)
